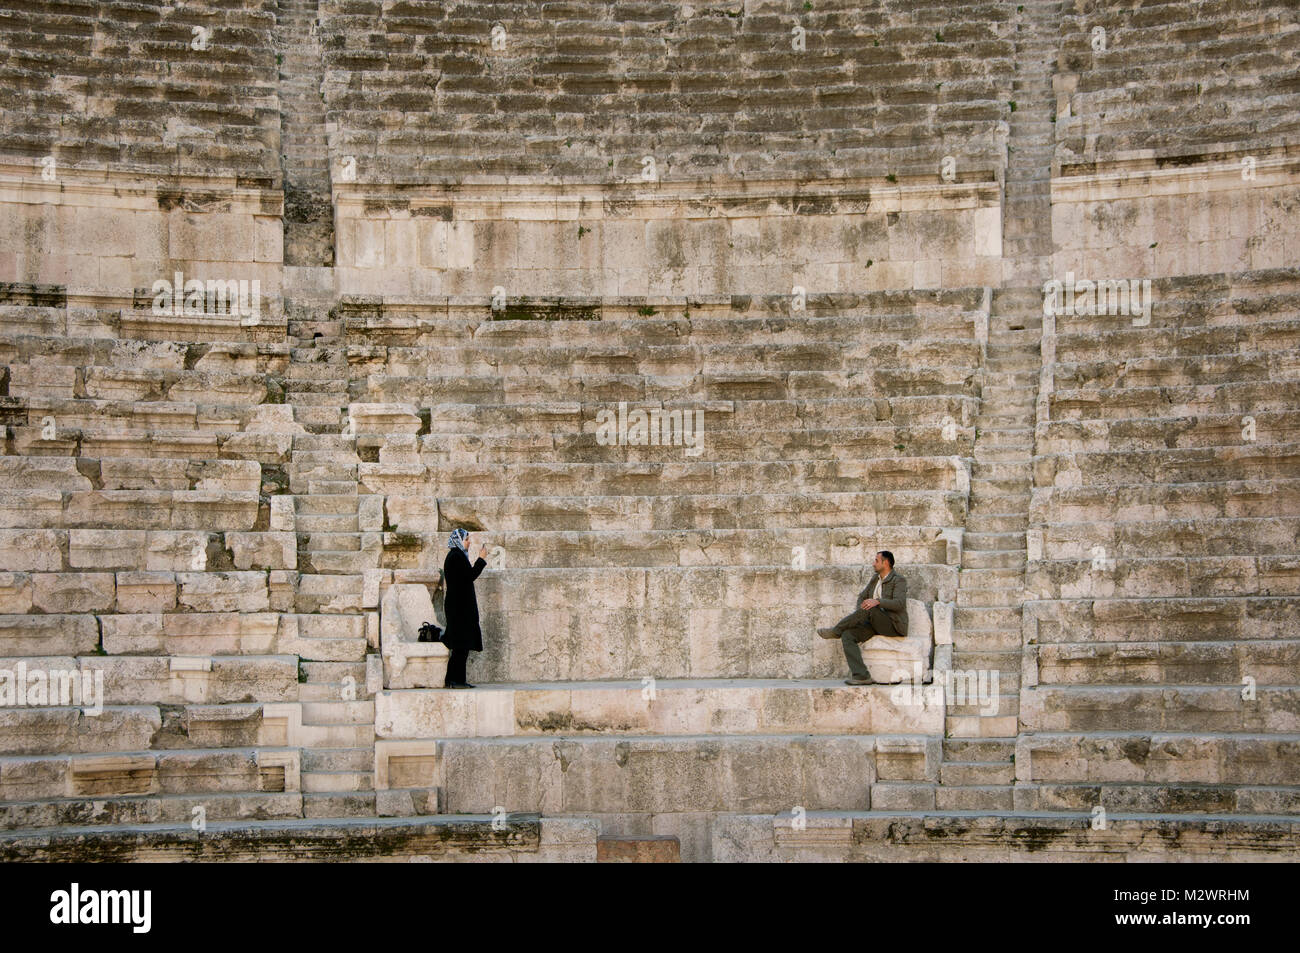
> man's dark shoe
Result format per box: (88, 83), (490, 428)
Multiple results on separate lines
(817, 627), (838, 640)
(844, 675), (873, 686)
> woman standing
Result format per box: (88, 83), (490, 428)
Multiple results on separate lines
(442, 528), (488, 689)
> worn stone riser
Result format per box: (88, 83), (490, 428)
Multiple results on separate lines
(416, 395), (980, 433)
(1018, 732), (1300, 785)
(1050, 380), (1300, 421)
(1055, 324), (1300, 366)
(1053, 355), (1300, 393)
(436, 734), (937, 815)
(0, 454), (263, 493)
(1036, 638), (1300, 681)
(420, 490), (969, 533)
(1038, 478), (1300, 523)
(0, 791), (305, 832)
(1022, 686), (1300, 733)
(1038, 413), (1300, 453)
(714, 811), (1300, 862)
(1015, 782), (1300, 816)
(0, 746), (301, 803)
(2, 397), (307, 438)
(413, 429), (976, 463)
(376, 680), (945, 740)
(1025, 557), (1300, 600)
(371, 528), (956, 570)
(1036, 517), (1300, 560)
(1029, 596), (1299, 645)
(366, 370), (981, 405)
(1035, 445), (1300, 487)
(337, 345), (984, 381)
(358, 459), (966, 499)
(0, 655), (297, 706)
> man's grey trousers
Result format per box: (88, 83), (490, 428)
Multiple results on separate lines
(831, 606), (902, 679)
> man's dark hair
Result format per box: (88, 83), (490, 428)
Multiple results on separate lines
(878, 550), (895, 568)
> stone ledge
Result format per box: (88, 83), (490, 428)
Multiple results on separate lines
(0, 813), (579, 862)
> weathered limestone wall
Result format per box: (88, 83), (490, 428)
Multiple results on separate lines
(333, 179), (1003, 297)
(0, 164), (284, 297)
(1049, 150), (1300, 280)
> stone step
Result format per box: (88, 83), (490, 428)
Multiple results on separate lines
(974, 413), (1033, 429)
(292, 435), (359, 453)
(298, 681), (372, 702)
(942, 737), (1016, 762)
(945, 714), (1020, 738)
(964, 516), (1028, 536)
(935, 785), (1016, 811)
(972, 446), (1034, 463)
(375, 679), (945, 739)
(1014, 782), (1300, 816)
(304, 532), (362, 552)
(294, 514), (360, 533)
(306, 480), (358, 496)
(868, 781), (937, 810)
(961, 549), (1026, 570)
(1018, 732), (1300, 786)
(970, 460), (1032, 481)
(301, 748), (374, 772)
(955, 605), (1022, 629)
(940, 761), (1017, 786)
(958, 567), (1025, 589)
(947, 693), (1020, 718)
(303, 700), (375, 726)
(718, 809), (1300, 861)
(422, 488), (969, 532)
(0, 792), (304, 831)
(434, 734), (938, 815)
(294, 494), (361, 515)
(1022, 685), (1300, 733)
(956, 588), (1024, 608)
(951, 628), (1023, 652)
(358, 457), (967, 500)
(365, 525), (957, 569)
(300, 661), (367, 684)
(301, 771), (374, 793)
(1035, 639), (1300, 686)
(306, 549), (380, 574)
(303, 792), (377, 818)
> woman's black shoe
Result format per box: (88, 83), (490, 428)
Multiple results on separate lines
(445, 681), (476, 690)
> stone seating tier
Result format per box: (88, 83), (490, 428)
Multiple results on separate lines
(0, 0), (281, 179)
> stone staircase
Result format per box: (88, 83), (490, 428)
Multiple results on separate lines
(935, 0), (1058, 812)
(1001, 0), (1061, 286)
(945, 290), (1040, 810)
(275, 0), (335, 266)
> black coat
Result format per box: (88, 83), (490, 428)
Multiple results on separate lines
(442, 547), (486, 652)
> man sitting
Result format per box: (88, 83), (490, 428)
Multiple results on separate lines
(817, 550), (909, 685)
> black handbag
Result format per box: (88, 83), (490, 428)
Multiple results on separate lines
(417, 621), (444, 643)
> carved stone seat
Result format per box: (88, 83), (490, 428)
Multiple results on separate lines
(380, 583), (449, 689)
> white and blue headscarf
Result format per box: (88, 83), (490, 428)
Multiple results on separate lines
(447, 528), (470, 554)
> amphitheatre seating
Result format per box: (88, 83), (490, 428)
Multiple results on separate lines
(0, 0), (281, 180)
(317, 0), (1016, 184)
(1022, 267), (1300, 815)
(1055, 0), (1300, 161)
(2, 0), (1300, 863)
